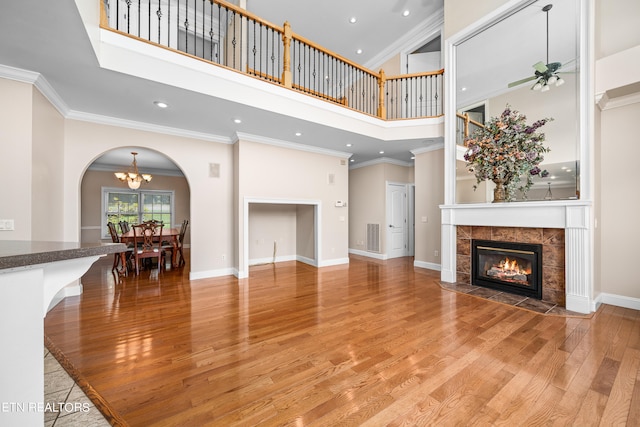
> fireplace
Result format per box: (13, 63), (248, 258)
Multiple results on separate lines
(472, 239), (542, 299)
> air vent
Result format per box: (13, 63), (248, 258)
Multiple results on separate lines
(366, 223), (380, 252)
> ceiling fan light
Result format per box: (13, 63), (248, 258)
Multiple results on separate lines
(532, 81), (543, 91)
(541, 84), (551, 92)
(556, 77), (565, 86)
(547, 75), (557, 84)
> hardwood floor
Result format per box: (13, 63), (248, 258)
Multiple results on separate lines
(44, 253), (640, 426)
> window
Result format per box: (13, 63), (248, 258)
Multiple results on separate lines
(102, 188), (174, 238)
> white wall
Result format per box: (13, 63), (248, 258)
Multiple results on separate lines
(235, 138), (349, 276)
(63, 119), (235, 279)
(414, 148), (444, 269)
(0, 79), (35, 240)
(32, 89), (66, 241)
(248, 204), (297, 264)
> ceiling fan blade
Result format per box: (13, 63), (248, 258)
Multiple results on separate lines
(533, 61), (548, 73)
(508, 75), (537, 88)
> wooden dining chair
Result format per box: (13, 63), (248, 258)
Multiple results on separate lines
(131, 222), (165, 275)
(163, 219), (189, 268)
(107, 222), (132, 274)
(118, 221), (130, 234)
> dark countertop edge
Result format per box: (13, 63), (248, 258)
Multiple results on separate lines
(0, 242), (127, 271)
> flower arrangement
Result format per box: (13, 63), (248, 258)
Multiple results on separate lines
(463, 105), (552, 201)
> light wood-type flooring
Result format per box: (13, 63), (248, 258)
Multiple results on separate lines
(44, 253), (640, 426)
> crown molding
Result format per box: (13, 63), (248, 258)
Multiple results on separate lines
(0, 64), (70, 115)
(349, 157), (413, 170)
(411, 142), (444, 155)
(365, 9), (444, 71)
(235, 132), (352, 159)
(87, 162), (185, 177)
(0, 64), (233, 144)
(595, 90), (640, 111)
(67, 110), (233, 144)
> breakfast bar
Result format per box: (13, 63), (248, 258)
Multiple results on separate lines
(0, 241), (125, 426)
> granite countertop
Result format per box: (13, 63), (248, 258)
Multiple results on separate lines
(0, 241), (126, 270)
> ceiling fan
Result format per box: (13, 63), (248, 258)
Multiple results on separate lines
(508, 4), (566, 91)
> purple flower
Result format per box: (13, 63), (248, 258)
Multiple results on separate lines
(530, 166), (541, 176)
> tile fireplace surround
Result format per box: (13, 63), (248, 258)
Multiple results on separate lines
(441, 201), (593, 314)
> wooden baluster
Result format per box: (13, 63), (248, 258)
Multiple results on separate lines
(464, 112), (471, 141)
(281, 21), (292, 88)
(377, 69), (386, 119)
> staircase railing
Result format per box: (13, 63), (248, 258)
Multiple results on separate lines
(100, 0), (443, 120)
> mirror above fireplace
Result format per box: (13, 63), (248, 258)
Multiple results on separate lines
(451, 0), (582, 203)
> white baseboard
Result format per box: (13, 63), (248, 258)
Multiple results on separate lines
(296, 255), (317, 267)
(348, 248), (387, 260)
(594, 292), (640, 311)
(189, 268), (236, 281)
(318, 257), (350, 267)
(249, 254), (297, 266)
(47, 281), (83, 313)
(414, 260), (441, 271)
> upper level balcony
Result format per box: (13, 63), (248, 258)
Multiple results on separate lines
(90, 0), (446, 146)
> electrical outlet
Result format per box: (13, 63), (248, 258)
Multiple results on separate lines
(221, 254), (226, 260)
(0, 220), (15, 231)
(434, 250), (439, 257)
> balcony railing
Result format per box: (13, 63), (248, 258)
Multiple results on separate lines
(100, 0), (443, 120)
(456, 113), (484, 146)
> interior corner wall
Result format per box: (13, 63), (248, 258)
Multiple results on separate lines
(248, 204), (297, 264)
(296, 204), (315, 261)
(598, 101), (640, 300)
(348, 163), (414, 257)
(414, 149), (444, 268)
(0, 78), (35, 240)
(32, 89), (65, 241)
(235, 139), (349, 275)
(349, 164), (385, 254)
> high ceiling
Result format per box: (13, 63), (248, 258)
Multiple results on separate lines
(0, 0), (444, 173)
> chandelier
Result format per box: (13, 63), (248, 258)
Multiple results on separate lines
(114, 152), (152, 190)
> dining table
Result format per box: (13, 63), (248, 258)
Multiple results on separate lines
(119, 227), (181, 269)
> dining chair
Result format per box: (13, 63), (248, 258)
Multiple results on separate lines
(107, 222), (132, 274)
(163, 219), (189, 268)
(118, 221), (130, 234)
(131, 222), (165, 275)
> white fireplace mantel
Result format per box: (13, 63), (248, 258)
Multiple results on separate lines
(440, 200), (594, 314)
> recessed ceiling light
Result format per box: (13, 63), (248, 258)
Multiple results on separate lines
(233, 118), (242, 124)
(349, 17), (357, 24)
(295, 132), (302, 136)
(350, 159), (355, 162)
(402, 10), (410, 17)
(346, 143), (352, 147)
(356, 49), (363, 54)
(411, 156), (416, 160)
(461, 87), (467, 92)
(379, 150), (384, 154)
(566, 169), (572, 172)
(154, 101), (168, 108)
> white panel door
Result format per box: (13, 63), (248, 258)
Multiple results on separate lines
(387, 183), (407, 258)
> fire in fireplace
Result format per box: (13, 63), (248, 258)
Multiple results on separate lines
(471, 239), (542, 299)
